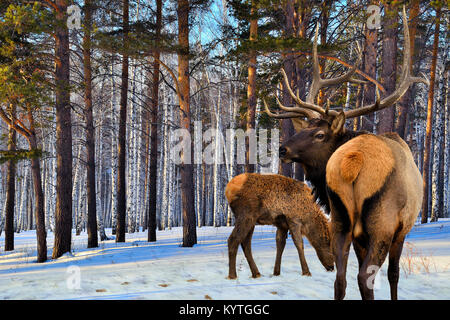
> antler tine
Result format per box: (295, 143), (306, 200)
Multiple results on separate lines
(308, 23), (322, 104)
(307, 23), (363, 103)
(263, 98), (311, 119)
(274, 95), (318, 119)
(344, 6), (429, 119)
(279, 68), (324, 117)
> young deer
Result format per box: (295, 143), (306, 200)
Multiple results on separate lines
(225, 173), (334, 279)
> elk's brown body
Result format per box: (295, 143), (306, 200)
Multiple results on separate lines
(225, 173), (334, 279)
(326, 133), (423, 299)
(264, 7), (427, 300)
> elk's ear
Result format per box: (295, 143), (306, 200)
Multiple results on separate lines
(292, 118), (309, 132)
(330, 111), (346, 135)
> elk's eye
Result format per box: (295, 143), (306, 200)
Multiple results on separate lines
(315, 133), (325, 140)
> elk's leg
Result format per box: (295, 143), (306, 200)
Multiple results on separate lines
(227, 218), (255, 279)
(241, 226), (261, 278)
(353, 236), (368, 271)
(357, 236), (392, 300)
(287, 221), (311, 276)
(387, 236), (405, 300)
(274, 227), (288, 276)
(332, 230), (352, 300)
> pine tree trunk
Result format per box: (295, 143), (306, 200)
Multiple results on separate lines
(29, 133), (47, 262)
(280, 0), (295, 178)
(116, 0), (129, 242)
(421, 6), (441, 224)
(361, 16), (378, 132)
(147, 0), (162, 242)
(178, 0), (197, 246)
(395, 0), (420, 138)
(246, 1), (257, 173)
(377, 1), (398, 134)
(317, 0), (331, 106)
(83, 0), (98, 248)
(4, 107), (16, 252)
(53, 0), (73, 259)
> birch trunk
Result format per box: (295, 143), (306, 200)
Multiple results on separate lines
(110, 54), (118, 234)
(422, 7), (441, 223)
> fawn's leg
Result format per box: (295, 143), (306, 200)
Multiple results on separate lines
(241, 226), (261, 278)
(287, 221), (311, 276)
(273, 227), (288, 276)
(227, 218), (255, 279)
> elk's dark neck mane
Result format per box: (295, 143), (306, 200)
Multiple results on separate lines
(305, 129), (368, 214)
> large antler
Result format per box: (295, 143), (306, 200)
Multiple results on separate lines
(344, 6), (429, 119)
(266, 6), (428, 122)
(265, 19), (361, 120)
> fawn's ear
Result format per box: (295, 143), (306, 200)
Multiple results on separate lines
(292, 118), (309, 132)
(330, 111), (346, 135)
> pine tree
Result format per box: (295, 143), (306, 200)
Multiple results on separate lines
(83, 0), (98, 248)
(377, 0), (398, 134)
(52, 0), (73, 259)
(178, 0), (197, 246)
(116, 0), (129, 243)
(0, 2), (50, 262)
(395, 0), (420, 138)
(147, 0), (162, 242)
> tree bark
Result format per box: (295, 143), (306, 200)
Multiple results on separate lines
(83, 0), (98, 248)
(280, 0), (295, 178)
(395, 0), (420, 138)
(293, 0), (311, 182)
(52, 0), (73, 259)
(246, 1), (258, 173)
(377, 1), (398, 134)
(360, 14), (378, 132)
(421, 6), (441, 224)
(29, 133), (47, 262)
(4, 106), (16, 252)
(178, 0), (197, 246)
(317, 0), (331, 106)
(116, 0), (129, 242)
(147, 0), (162, 242)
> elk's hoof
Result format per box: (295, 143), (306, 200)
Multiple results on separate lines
(273, 271), (280, 276)
(302, 271), (312, 276)
(227, 275), (237, 280)
(252, 273), (261, 278)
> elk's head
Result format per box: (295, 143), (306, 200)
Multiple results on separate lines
(265, 6), (428, 170)
(278, 113), (346, 168)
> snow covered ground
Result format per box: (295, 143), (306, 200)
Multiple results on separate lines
(0, 219), (449, 300)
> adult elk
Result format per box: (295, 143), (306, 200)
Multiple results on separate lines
(264, 7), (428, 300)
